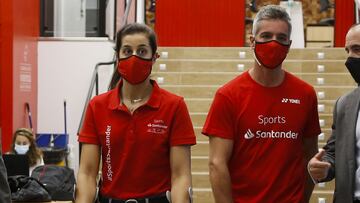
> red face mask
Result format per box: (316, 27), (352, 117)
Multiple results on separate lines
(254, 40), (290, 69)
(117, 55), (153, 85)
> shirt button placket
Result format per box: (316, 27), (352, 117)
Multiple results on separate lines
(129, 113), (136, 139)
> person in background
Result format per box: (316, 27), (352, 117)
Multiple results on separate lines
(308, 23), (360, 203)
(202, 5), (320, 203)
(0, 142), (11, 202)
(9, 128), (44, 174)
(76, 23), (196, 203)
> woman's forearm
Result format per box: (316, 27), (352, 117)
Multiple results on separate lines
(171, 174), (191, 203)
(75, 173), (97, 203)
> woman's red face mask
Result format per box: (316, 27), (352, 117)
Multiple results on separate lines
(117, 55), (153, 85)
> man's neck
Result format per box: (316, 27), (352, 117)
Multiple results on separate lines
(249, 63), (285, 87)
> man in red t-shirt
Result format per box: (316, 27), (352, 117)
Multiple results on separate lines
(202, 5), (321, 203)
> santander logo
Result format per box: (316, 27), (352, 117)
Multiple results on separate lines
(244, 129), (255, 139)
(244, 128), (298, 140)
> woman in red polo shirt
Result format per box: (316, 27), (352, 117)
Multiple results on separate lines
(76, 23), (196, 203)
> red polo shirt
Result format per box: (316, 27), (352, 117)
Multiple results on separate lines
(78, 80), (196, 199)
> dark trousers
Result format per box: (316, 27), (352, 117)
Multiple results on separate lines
(0, 154), (11, 203)
(99, 195), (169, 203)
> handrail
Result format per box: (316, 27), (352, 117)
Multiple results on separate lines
(121, 0), (133, 28)
(77, 0), (132, 157)
(356, 0), (359, 24)
(77, 61), (115, 136)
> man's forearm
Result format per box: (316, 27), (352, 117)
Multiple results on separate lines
(210, 165), (233, 203)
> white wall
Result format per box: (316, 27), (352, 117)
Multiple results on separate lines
(106, 0), (116, 40)
(54, 0), (86, 37)
(38, 38), (115, 173)
(280, 1), (305, 48)
(136, 0), (145, 23)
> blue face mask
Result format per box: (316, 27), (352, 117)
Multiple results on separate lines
(14, 144), (30, 154)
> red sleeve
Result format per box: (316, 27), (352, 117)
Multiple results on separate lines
(78, 102), (101, 145)
(303, 88), (322, 137)
(169, 98), (196, 146)
(202, 91), (235, 139)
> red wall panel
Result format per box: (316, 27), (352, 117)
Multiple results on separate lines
(0, 0), (14, 152)
(334, 0), (355, 47)
(12, 0), (39, 137)
(155, 0), (245, 47)
(0, 0), (39, 152)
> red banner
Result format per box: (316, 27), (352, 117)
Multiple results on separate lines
(0, 0), (39, 152)
(155, 0), (246, 47)
(334, 0), (355, 47)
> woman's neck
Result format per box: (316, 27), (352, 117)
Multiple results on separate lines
(121, 78), (153, 104)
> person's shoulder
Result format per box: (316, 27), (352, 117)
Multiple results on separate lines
(339, 86), (360, 101)
(285, 71), (315, 92)
(218, 71), (249, 94)
(89, 88), (116, 105)
(158, 87), (184, 103)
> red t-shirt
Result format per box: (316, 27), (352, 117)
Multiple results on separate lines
(78, 80), (196, 199)
(202, 71), (321, 203)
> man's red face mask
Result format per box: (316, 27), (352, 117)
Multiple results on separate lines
(254, 40), (290, 69)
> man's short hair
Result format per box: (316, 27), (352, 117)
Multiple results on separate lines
(252, 5), (292, 36)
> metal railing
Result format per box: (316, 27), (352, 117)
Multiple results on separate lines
(356, 0), (360, 23)
(77, 0), (133, 136)
(77, 61), (115, 136)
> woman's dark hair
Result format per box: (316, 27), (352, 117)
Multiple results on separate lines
(109, 23), (158, 90)
(10, 128), (42, 167)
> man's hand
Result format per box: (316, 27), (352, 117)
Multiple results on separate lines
(308, 149), (331, 181)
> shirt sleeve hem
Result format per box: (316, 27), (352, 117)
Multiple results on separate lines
(202, 129), (233, 140)
(171, 137), (196, 146)
(78, 135), (100, 145)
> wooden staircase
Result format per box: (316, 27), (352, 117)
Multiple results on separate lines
(153, 47), (353, 203)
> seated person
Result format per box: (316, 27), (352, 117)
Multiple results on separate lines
(8, 128), (44, 174)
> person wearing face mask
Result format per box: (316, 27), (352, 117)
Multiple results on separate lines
(8, 128), (44, 174)
(76, 23), (196, 203)
(202, 5), (320, 203)
(308, 24), (360, 203)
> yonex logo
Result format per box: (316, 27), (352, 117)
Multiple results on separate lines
(281, 98), (301, 104)
(244, 129), (255, 139)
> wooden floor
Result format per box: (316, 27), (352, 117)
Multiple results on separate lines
(153, 47), (352, 203)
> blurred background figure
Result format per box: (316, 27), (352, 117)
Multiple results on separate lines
(8, 128), (44, 173)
